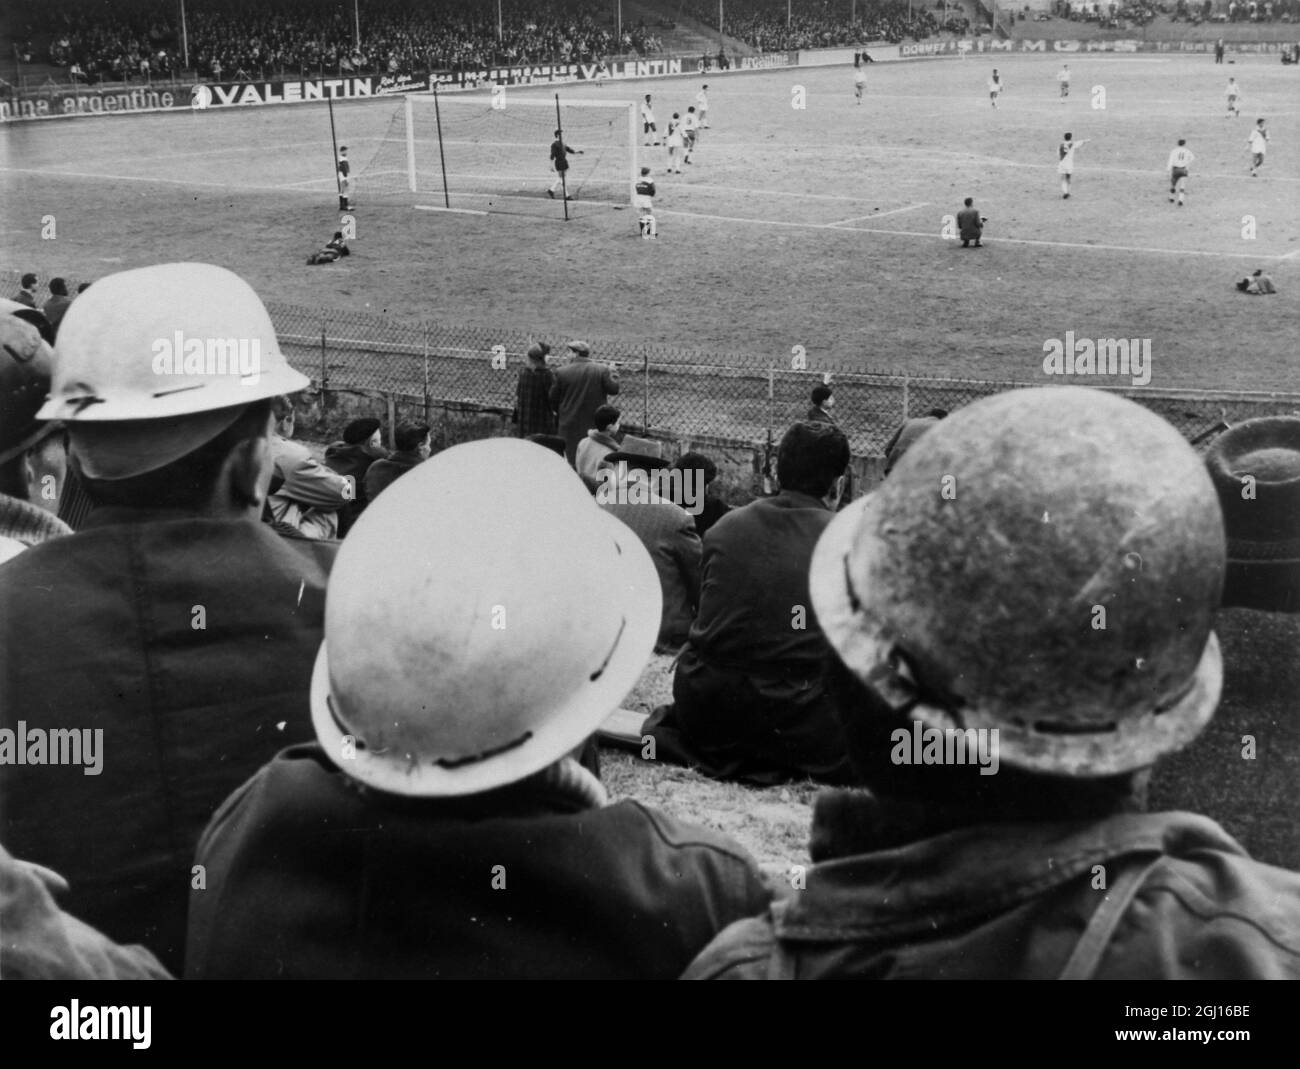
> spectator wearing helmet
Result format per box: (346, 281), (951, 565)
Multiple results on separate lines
(513, 342), (558, 439)
(363, 419), (431, 502)
(42, 278), (73, 335)
(597, 440), (701, 652)
(806, 384), (836, 424)
(267, 396), (356, 540)
(644, 421), (855, 786)
(0, 263), (336, 975)
(0, 300), (71, 563)
(14, 273), (38, 309)
(686, 387), (1300, 980)
(185, 440), (771, 979)
(324, 417), (390, 536)
(1149, 416), (1300, 871)
(574, 403), (622, 492)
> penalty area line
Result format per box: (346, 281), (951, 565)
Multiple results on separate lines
(415, 205), (490, 215)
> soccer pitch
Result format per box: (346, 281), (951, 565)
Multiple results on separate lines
(2, 51), (1297, 392)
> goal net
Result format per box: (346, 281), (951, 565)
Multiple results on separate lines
(356, 92), (637, 213)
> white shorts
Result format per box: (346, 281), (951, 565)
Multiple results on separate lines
(1057, 162), (1073, 176)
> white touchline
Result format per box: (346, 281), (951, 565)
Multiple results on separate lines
(826, 203), (929, 225)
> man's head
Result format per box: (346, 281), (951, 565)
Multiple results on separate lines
(1064, 132), (1073, 141)
(963, 197), (973, 208)
(688, 106), (695, 114)
(48, 278), (68, 298)
(809, 387), (1225, 805)
(674, 451), (717, 488)
(641, 166), (651, 177)
(332, 231), (344, 241)
(342, 417), (382, 448)
(20, 273), (36, 292)
(526, 341), (551, 363)
(1257, 118), (1266, 126)
(644, 94), (651, 101)
(310, 439), (661, 797)
(554, 128), (562, 138)
(37, 263), (309, 519)
(811, 383), (834, 409)
(339, 146), (348, 156)
(394, 420), (431, 457)
(776, 421), (849, 504)
(593, 404), (620, 433)
(1177, 138), (1186, 146)
(567, 340), (590, 358)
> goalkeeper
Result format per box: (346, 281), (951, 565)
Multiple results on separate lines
(307, 231), (350, 266)
(547, 130), (583, 200)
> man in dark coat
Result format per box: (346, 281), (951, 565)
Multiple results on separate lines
(805, 384), (836, 424)
(550, 340), (619, 465)
(0, 264), (334, 976)
(363, 420), (430, 502)
(41, 277), (73, 334)
(644, 421), (856, 784)
(513, 342), (558, 438)
(186, 440), (771, 980)
(324, 417), (390, 535)
(957, 197), (984, 247)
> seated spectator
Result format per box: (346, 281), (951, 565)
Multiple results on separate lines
(672, 451), (731, 538)
(574, 403), (622, 492)
(806, 384), (836, 424)
(513, 342), (557, 438)
(0, 264), (334, 975)
(597, 441), (701, 652)
(644, 421), (855, 786)
(0, 843), (171, 980)
(14, 273), (38, 309)
(185, 439), (771, 979)
(41, 278), (73, 335)
(364, 419), (431, 501)
(1149, 417), (1300, 870)
(882, 407), (947, 475)
(324, 417), (390, 535)
(0, 303), (70, 558)
(268, 396), (355, 540)
(686, 387), (1300, 980)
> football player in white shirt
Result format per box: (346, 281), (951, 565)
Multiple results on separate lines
(666, 113), (684, 174)
(1058, 64), (1070, 101)
(1225, 78), (1241, 118)
(695, 85), (710, 128)
(682, 106), (699, 165)
(640, 94), (659, 146)
(1166, 139), (1194, 206)
(1248, 118), (1269, 176)
(1057, 132), (1090, 199)
(854, 65), (867, 104)
(988, 69), (1003, 108)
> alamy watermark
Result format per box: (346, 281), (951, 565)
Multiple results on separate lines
(1043, 332), (1151, 387)
(891, 719), (999, 775)
(594, 462), (704, 515)
(152, 332), (262, 384)
(0, 722), (103, 775)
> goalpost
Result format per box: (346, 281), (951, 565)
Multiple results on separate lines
(357, 90), (638, 214)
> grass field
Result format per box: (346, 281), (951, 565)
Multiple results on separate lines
(2, 51), (1298, 395)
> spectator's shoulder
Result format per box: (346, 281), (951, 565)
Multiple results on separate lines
(680, 915), (781, 980)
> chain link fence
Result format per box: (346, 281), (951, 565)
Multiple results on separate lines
(7, 268), (1300, 459)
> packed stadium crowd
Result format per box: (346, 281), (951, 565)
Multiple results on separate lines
(25, 0), (664, 83)
(688, 0), (944, 49)
(3, 263), (1299, 981)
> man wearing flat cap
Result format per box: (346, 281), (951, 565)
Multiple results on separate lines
(0, 263), (335, 975)
(513, 341), (557, 439)
(550, 340), (619, 466)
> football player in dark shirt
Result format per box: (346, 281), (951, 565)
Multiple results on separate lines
(547, 130), (583, 199)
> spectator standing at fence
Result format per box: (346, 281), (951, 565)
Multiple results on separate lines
(0, 263), (333, 975)
(550, 341), (619, 466)
(806, 384), (837, 424)
(513, 342), (558, 438)
(268, 396), (355, 540)
(686, 388), (1300, 980)
(14, 273), (38, 309)
(575, 404), (622, 492)
(364, 420), (431, 502)
(644, 421), (855, 785)
(185, 440), (771, 980)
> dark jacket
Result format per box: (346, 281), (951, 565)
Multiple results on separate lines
(550, 357), (619, 463)
(41, 295), (72, 333)
(684, 796), (1300, 979)
(363, 448), (424, 502)
(514, 365), (558, 437)
(804, 405), (836, 424)
(186, 745), (772, 979)
(956, 206), (983, 240)
(0, 509), (334, 974)
(644, 490), (854, 785)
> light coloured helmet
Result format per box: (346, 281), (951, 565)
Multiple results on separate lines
(38, 264), (309, 479)
(810, 386), (1225, 778)
(310, 438), (662, 796)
